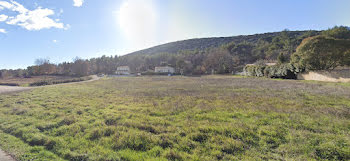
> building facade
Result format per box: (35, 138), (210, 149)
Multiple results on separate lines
(116, 66), (130, 75)
(155, 66), (175, 74)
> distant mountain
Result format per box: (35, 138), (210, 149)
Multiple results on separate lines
(127, 31), (319, 56)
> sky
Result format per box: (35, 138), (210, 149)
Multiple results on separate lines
(0, 0), (350, 69)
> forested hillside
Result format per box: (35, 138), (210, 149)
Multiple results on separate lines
(120, 30), (320, 74)
(129, 31), (318, 57)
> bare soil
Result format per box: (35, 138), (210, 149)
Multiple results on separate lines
(0, 86), (32, 95)
(0, 149), (15, 161)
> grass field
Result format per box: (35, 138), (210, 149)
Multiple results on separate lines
(0, 76), (349, 160)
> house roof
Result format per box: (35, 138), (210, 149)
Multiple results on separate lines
(155, 66), (174, 69)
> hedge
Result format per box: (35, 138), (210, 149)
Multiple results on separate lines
(244, 63), (299, 79)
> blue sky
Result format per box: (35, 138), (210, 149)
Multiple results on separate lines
(0, 0), (349, 69)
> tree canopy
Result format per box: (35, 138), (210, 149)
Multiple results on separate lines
(291, 36), (350, 70)
(321, 26), (350, 39)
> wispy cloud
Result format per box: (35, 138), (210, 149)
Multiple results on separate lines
(73, 0), (84, 7)
(0, 0), (68, 31)
(0, 28), (6, 33)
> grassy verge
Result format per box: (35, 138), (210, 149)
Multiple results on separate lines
(29, 76), (92, 86)
(0, 130), (64, 160)
(0, 76), (349, 160)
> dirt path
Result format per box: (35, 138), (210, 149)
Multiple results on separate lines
(0, 86), (32, 95)
(0, 149), (15, 161)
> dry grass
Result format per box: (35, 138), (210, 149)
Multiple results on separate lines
(0, 76), (78, 86)
(0, 76), (349, 160)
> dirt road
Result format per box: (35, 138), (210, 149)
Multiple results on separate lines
(0, 86), (32, 95)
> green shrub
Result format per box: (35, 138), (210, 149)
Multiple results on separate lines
(244, 63), (298, 79)
(264, 63), (297, 79)
(243, 65), (265, 77)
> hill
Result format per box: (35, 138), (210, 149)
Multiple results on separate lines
(119, 30), (321, 74)
(127, 30), (319, 56)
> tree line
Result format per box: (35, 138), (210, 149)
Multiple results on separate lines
(1, 27), (349, 79)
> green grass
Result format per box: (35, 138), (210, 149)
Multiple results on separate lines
(0, 76), (349, 160)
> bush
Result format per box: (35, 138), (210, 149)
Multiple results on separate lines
(264, 64), (297, 79)
(243, 65), (265, 77)
(244, 63), (297, 79)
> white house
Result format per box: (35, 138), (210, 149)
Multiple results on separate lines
(116, 66), (130, 75)
(155, 66), (175, 74)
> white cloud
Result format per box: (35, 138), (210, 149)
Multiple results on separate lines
(0, 1), (13, 10)
(0, 0), (27, 13)
(73, 0), (84, 7)
(0, 28), (6, 33)
(0, 0), (67, 31)
(0, 14), (8, 21)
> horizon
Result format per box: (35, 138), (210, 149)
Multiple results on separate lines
(1, 0), (350, 69)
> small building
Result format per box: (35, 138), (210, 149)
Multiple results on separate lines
(116, 66), (130, 75)
(155, 66), (175, 74)
(266, 63), (277, 66)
